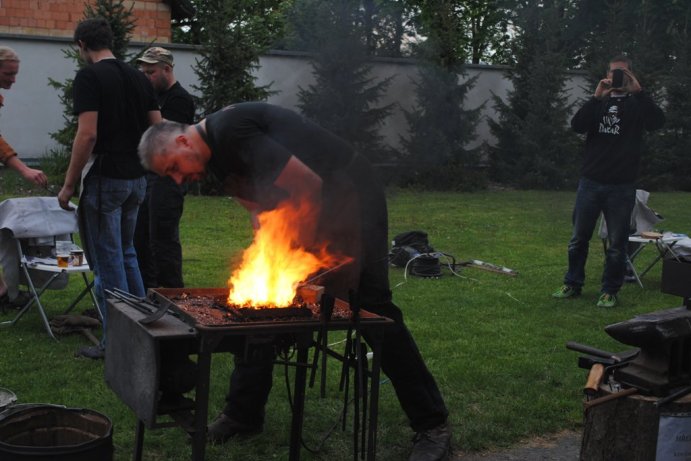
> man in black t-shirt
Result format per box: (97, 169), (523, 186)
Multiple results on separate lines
(138, 103), (452, 461)
(58, 18), (161, 359)
(134, 47), (195, 289)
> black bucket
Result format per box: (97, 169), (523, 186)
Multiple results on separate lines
(0, 405), (113, 461)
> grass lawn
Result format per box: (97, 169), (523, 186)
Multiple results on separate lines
(1, 189), (689, 460)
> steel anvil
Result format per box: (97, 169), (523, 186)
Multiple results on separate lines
(606, 306), (691, 396)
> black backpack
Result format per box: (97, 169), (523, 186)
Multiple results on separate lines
(389, 231), (442, 277)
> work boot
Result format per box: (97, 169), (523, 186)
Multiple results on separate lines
(207, 413), (262, 444)
(409, 421), (452, 461)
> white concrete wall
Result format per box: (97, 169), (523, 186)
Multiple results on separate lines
(0, 35), (589, 160)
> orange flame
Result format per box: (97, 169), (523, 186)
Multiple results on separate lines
(227, 200), (347, 308)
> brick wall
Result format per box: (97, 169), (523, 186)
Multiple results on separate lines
(0, 0), (172, 43)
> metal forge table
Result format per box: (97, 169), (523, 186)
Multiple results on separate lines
(104, 288), (393, 461)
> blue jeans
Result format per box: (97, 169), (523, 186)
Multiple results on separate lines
(564, 177), (635, 295)
(80, 174), (146, 346)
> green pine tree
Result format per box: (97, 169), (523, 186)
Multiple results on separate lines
(643, 3), (691, 191)
(293, 0), (395, 164)
(399, 0), (482, 190)
(488, 1), (579, 190)
(192, 0), (284, 116)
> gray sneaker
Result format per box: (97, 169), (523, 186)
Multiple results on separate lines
(409, 421), (452, 461)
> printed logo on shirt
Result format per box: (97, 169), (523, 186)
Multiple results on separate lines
(599, 104), (621, 135)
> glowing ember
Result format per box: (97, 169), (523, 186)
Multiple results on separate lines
(227, 200), (349, 308)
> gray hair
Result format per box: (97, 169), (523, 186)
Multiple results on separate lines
(0, 46), (19, 64)
(138, 120), (188, 170)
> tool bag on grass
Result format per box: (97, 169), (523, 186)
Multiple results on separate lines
(389, 230), (441, 277)
(49, 314), (101, 345)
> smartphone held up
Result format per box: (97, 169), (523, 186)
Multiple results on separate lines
(611, 68), (625, 89)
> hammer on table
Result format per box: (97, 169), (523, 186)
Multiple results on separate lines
(566, 341), (639, 397)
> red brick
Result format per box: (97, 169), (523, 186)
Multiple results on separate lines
(1, 0), (173, 40)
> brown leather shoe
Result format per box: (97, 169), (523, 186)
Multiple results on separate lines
(207, 413), (262, 444)
(409, 421), (452, 461)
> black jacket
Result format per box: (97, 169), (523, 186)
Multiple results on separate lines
(571, 91), (665, 184)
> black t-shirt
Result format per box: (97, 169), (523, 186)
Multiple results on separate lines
(73, 59), (159, 178)
(158, 81), (195, 124)
(204, 102), (392, 304)
(204, 102), (354, 207)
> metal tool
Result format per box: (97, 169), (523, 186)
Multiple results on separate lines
(654, 385), (691, 408)
(138, 300), (171, 325)
(106, 288), (171, 325)
(567, 341), (639, 400)
(605, 307), (691, 396)
(566, 341), (638, 363)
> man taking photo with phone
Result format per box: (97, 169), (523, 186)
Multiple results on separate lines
(552, 55), (665, 308)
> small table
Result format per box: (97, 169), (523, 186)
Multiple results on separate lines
(1, 255), (96, 339)
(627, 233), (687, 287)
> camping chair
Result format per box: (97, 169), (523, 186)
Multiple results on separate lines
(598, 189), (664, 288)
(0, 197), (96, 340)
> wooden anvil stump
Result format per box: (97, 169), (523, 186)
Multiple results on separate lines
(581, 306), (691, 460)
(581, 384), (691, 461)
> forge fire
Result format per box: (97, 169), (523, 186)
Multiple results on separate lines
(225, 199), (351, 309)
(153, 199), (355, 326)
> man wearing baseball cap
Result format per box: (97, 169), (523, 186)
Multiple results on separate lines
(134, 47), (195, 290)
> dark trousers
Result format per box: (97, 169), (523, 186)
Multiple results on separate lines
(134, 174), (185, 289)
(223, 157), (448, 432)
(223, 299), (449, 432)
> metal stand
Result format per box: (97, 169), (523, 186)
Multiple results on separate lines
(106, 298), (391, 461)
(310, 290), (381, 461)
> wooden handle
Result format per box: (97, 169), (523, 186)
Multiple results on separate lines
(584, 364), (605, 396)
(584, 387), (638, 411)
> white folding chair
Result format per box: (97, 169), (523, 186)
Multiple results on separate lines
(0, 197), (96, 339)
